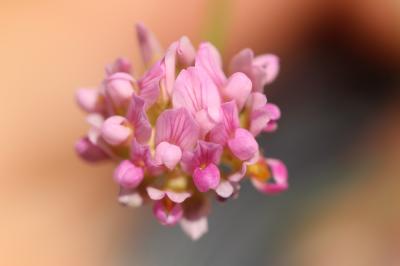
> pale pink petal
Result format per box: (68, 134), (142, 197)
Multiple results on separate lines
(208, 101), (240, 145)
(162, 42), (178, 96)
(126, 95), (152, 143)
(138, 61), (164, 108)
(105, 73), (134, 108)
(193, 163), (220, 192)
(101, 116), (131, 146)
(154, 141), (182, 170)
(176, 36), (196, 67)
(166, 191), (192, 203)
(153, 201), (183, 226)
(155, 108), (200, 150)
(180, 217), (208, 241)
(118, 188), (143, 207)
(227, 128), (259, 161)
(113, 160), (144, 189)
(229, 48), (254, 76)
(135, 23), (163, 67)
(146, 187), (166, 201)
(105, 57), (132, 76)
(172, 67), (221, 133)
(263, 103), (281, 132)
(247, 92), (267, 111)
(75, 137), (109, 162)
(215, 180), (234, 198)
(220, 72), (252, 110)
(250, 107), (271, 136)
(253, 54), (280, 85)
(75, 88), (103, 113)
(251, 158), (288, 195)
(195, 42), (226, 87)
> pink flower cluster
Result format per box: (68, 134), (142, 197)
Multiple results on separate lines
(75, 23), (288, 240)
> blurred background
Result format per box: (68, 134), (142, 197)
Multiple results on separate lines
(1, 0), (399, 265)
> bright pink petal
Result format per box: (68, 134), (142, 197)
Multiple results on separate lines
(154, 141), (182, 170)
(101, 116), (131, 146)
(227, 128), (259, 161)
(113, 160), (144, 189)
(181, 140), (222, 174)
(208, 101), (240, 145)
(195, 42), (226, 87)
(193, 163), (220, 192)
(126, 95), (152, 143)
(253, 54), (280, 85)
(180, 217), (208, 241)
(221, 72), (252, 110)
(155, 108), (200, 150)
(153, 201), (183, 226)
(251, 158), (288, 195)
(135, 23), (163, 67)
(75, 137), (109, 162)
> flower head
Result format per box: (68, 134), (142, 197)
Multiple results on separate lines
(75, 23), (287, 240)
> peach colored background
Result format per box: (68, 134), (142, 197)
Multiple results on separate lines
(1, 0), (399, 265)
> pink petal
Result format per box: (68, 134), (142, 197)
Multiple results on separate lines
(215, 180), (234, 198)
(138, 61), (164, 108)
(253, 54), (280, 85)
(105, 57), (132, 76)
(195, 42), (226, 87)
(229, 48), (254, 76)
(147, 187), (166, 200)
(247, 92), (267, 111)
(105, 73), (134, 108)
(220, 72), (252, 110)
(193, 163), (221, 192)
(75, 88), (102, 113)
(100, 116), (131, 146)
(153, 201), (183, 226)
(172, 67), (221, 133)
(227, 128), (259, 161)
(118, 188), (143, 207)
(181, 141), (222, 174)
(113, 160), (144, 189)
(135, 23), (163, 67)
(208, 101), (240, 145)
(250, 107), (271, 136)
(176, 36), (196, 67)
(154, 141), (182, 170)
(165, 191), (192, 203)
(265, 103), (281, 120)
(130, 140), (162, 175)
(75, 137), (109, 162)
(251, 158), (288, 195)
(155, 108), (200, 150)
(126, 95), (152, 144)
(162, 42), (178, 97)
(180, 217), (208, 241)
